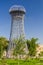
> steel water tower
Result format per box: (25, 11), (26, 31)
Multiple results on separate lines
(7, 5), (26, 58)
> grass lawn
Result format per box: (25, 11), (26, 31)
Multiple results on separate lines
(0, 58), (43, 65)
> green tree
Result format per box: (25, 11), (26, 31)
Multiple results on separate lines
(0, 37), (9, 58)
(26, 38), (38, 57)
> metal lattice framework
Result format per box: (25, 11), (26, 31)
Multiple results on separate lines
(7, 5), (26, 58)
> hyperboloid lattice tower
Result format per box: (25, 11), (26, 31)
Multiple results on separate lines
(7, 5), (26, 58)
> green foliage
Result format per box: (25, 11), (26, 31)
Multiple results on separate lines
(13, 36), (26, 65)
(0, 37), (9, 58)
(0, 37), (9, 50)
(13, 36), (26, 56)
(27, 38), (38, 56)
(0, 42), (3, 58)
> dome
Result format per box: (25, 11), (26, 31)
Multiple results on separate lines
(9, 5), (26, 14)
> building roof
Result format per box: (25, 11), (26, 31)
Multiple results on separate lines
(9, 5), (26, 14)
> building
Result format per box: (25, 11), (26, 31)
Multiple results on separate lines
(36, 44), (43, 57)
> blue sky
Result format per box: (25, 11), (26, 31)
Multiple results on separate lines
(0, 0), (43, 44)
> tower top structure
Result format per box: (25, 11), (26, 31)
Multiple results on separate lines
(9, 5), (26, 14)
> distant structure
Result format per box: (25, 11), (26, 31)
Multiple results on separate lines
(7, 5), (26, 58)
